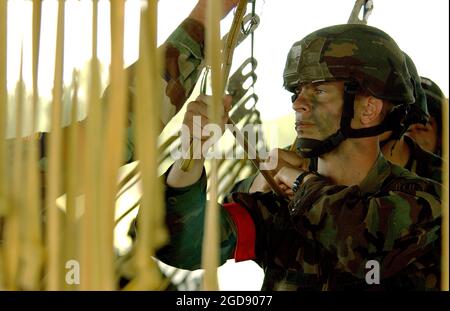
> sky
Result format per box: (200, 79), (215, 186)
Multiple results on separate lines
(5, 0), (449, 290)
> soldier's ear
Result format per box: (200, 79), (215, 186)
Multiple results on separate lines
(359, 96), (383, 126)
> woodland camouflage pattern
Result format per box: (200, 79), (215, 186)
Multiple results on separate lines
(403, 52), (428, 118)
(148, 24), (443, 290)
(389, 54), (442, 183)
(122, 17), (206, 126)
(421, 77), (445, 118)
(283, 24), (415, 104)
(402, 135), (442, 183)
(155, 153), (442, 290)
(420, 76), (445, 156)
(108, 17), (206, 163)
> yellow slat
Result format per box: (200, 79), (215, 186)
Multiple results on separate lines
(4, 46), (26, 290)
(64, 69), (80, 290)
(97, 0), (128, 290)
(19, 0), (44, 290)
(130, 0), (168, 290)
(0, 0), (8, 290)
(81, 0), (101, 290)
(45, 0), (65, 290)
(201, 0), (223, 291)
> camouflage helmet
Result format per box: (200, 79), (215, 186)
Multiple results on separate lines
(420, 76), (445, 153)
(401, 53), (429, 127)
(283, 24), (414, 104)
(420, 76), (444, 117)
(379, 52), (429, 144)
(284, 24), (416, 158)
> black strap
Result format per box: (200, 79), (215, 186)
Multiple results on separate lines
(340, 81), (358, 137)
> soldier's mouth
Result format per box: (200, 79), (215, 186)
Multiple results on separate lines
(295, 121), (315, 131)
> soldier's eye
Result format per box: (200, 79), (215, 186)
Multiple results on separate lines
(315, 88), (326, 95)
(291, 93), (298, 103)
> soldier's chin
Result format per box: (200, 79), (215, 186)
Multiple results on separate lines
(297, 130), (318, 140)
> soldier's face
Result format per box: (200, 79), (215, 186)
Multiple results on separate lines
(292, 81), (344, 141)
(406, 116), (439, 154)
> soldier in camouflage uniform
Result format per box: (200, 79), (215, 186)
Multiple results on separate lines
(232, 53), (443, 196)
(153, 24), (442, 290)
(378, 53), (442, 183)
(407, 77), (446, 157)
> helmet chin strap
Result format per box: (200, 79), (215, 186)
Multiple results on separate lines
(379, 135), (400, 158)
(296, 133), (345, 158)
(379, 131), (400, 148)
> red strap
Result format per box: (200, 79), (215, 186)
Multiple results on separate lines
(223, 202), (256, 262)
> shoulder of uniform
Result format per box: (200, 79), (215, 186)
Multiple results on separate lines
(383, 172), (440, 196)
(384, 160), (438, 191)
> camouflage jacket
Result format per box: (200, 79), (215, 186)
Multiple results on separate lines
(157, 153), (442, 290)
(403, 135), (442, 183)
(119, 17), (206, 163)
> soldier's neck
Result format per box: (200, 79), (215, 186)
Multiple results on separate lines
(317, 138), (379, 186)
(381, 136), (410, 168)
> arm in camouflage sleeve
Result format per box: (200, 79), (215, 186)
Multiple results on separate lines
(156, 165), (238, 270)
(159, 18), (205, 123)
(225, 173), (259, 196)
(114, 17), (206, 164)
(121, 0), (239, 162)
(290, 172), (442, 280)
(123, 17), (206, 127)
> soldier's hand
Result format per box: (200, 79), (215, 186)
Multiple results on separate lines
(182, 94), (232, 156)
(189, 0), (240, 24)
(222, 0), (241, 16)
(267, 148), (306, 173)
(250, 148), (308, 193)
(273, 166), (304, 200)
